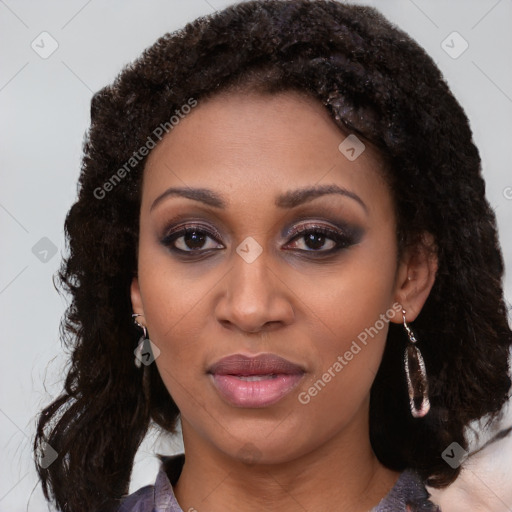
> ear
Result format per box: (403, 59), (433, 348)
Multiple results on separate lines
(391, 232), (438, 323)
(130, 277), (145, 317)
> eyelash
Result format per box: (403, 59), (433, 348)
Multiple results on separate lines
(160, 222), (358, 257)
(286, 224), (355, 254)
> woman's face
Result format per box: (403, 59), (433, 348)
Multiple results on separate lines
(131, 91), (407, 463)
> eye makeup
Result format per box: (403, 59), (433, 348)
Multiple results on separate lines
(283, 221), (364, 256)
(158, 214), (364, 260)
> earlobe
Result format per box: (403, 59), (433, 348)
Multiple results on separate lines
(130, 277), (144, 315)
(391, 232), (438, 323)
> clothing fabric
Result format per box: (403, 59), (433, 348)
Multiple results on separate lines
(117, 453), (440, 512)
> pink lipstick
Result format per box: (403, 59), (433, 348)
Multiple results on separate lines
(207, 353), (305, 408)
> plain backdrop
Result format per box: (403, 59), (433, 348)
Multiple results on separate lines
(1, 1), (511, 511)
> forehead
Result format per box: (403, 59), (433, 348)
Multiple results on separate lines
(141, 91), (391, 216)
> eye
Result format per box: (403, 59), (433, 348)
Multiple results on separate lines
(284, 224), (357, 253)
(160, 221), (361, 257)
(161, 224), (224, 253)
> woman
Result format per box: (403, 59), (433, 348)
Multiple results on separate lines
(34, 1), (512, 511)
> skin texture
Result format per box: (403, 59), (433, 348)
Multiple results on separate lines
(130, 91), (438, 512)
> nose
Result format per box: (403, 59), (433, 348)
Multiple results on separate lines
(214, 248), (295, 334)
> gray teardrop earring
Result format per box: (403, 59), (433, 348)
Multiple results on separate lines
(402, 309), (430, 418)
(132, 313), (148, 368)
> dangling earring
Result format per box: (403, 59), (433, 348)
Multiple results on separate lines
(132, 313), (147, 368)
(131, 313), (160, 368)
(402, 309), (430, 418)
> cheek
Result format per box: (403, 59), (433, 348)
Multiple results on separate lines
(136, 246), (217, 385)
(294, 235), (398, 412)
(138, 227), (220, 330)
(291, 229), (397, 344)
(296, 295), (392, 432)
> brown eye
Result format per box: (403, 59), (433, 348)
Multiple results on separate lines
(284, 223), (361, 254)
(161, 225), (224, 253)
(289, 230), (337, 251)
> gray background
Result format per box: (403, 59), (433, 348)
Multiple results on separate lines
(1, 1), (511, 510)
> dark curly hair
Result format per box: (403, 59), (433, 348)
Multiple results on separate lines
(34, 1), (512, 511)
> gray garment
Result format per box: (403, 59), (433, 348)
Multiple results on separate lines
(117, 453), (440, 512)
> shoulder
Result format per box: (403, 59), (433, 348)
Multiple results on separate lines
(117, 453), (185, 512)
(117, 483), (155, 512)
(373, 469), (441, 512)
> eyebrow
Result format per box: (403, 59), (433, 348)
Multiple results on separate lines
(150, 184), (368, 214)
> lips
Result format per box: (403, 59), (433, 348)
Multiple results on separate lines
(207, 353), (305, 408)
(208, 353), (305, 376)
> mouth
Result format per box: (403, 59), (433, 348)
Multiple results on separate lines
(207, 353), (306, 408)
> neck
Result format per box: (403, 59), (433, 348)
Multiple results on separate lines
(172, 413), (400, 512)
